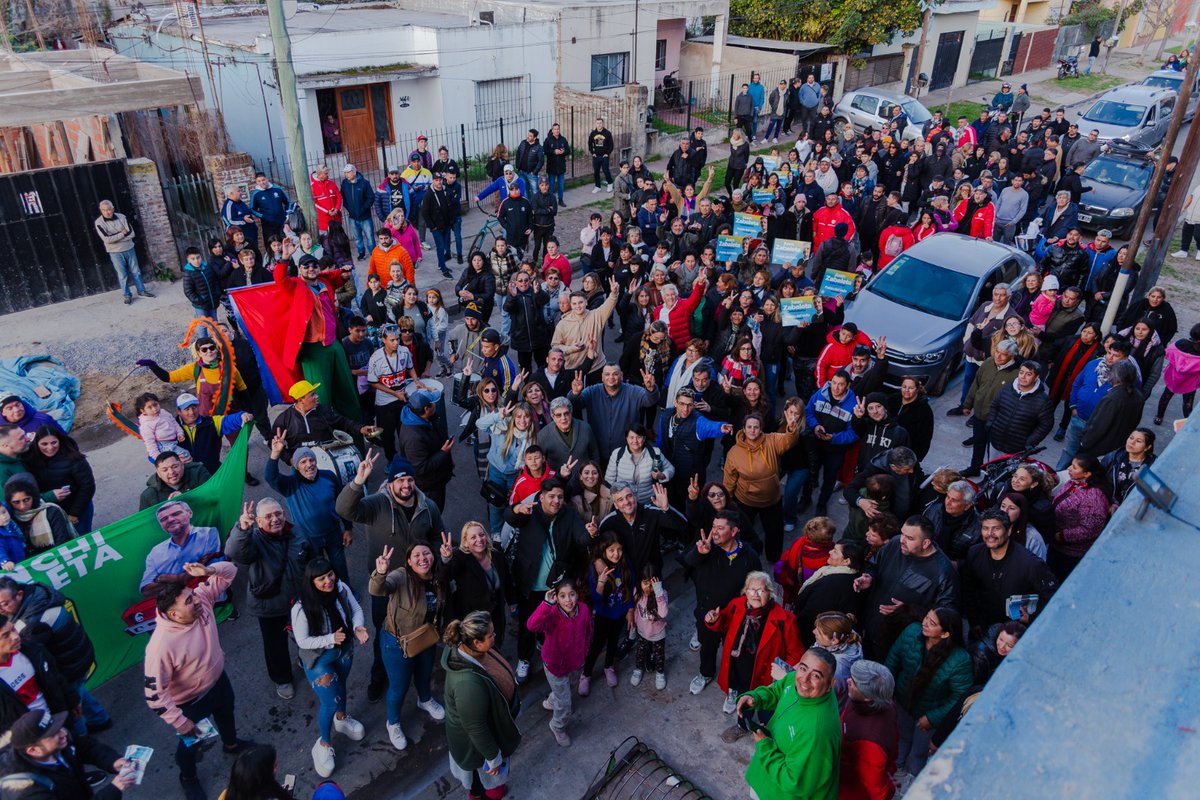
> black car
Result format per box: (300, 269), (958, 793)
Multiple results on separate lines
(1077, 146), (1165, 239)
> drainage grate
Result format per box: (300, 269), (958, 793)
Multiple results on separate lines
(582, 737), (713, 800)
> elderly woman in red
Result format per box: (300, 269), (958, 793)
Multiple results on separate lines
(652, 274), (708, 352)
(704, 570), (803, 742)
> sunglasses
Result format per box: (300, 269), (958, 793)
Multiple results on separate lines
(198, 345), (217, 353)
(481, 387), (499, 393)
(707, 491), (725, 498)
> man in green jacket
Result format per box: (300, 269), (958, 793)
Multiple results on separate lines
(0, 425), (55, 503)
(737, 648), (841, 800)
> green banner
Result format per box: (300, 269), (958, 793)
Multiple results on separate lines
(3, 428), (249, 687)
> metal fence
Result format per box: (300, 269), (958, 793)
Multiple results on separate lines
(161, 172), (224, 261)
(255, 102), (642, 206)
(1053, 20), (1116, 62)
(652, 64), (813, 136)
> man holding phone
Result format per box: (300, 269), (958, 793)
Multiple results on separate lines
(736, 648), (842, 799)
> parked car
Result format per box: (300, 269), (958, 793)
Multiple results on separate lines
(1076, 84), (1178, 148)
(1077, 145), (1166, 238)
(842, 234), (1035, 396)
(1141, 69), (1199, 121)
(832, 89), (933, 141)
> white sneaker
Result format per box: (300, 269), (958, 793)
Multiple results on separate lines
(542, 695), (555, 711)
(311, 738), (335, 778)
(592, 186), (601, 194)
(689, 674), (712, 695)
(275, 682), (294, 700)
(333, 714), (364, 741)
(655, 672), (667, 690)
(1195, 251), (1200, 261)
(783, 522), (795, 532)
(387, 722), (408, 750)
(1172, 250), (1187, 257)
(772, 137), (779, 143)
(417, 698), (445, 721)
(516, 660), (530, 683)
(630, 669), (643, 687)
(689, 633), (701, 651)
(606, 183), (614, 193)
(723, 689), (738, 714)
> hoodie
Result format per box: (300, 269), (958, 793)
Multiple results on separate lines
(143, 561), (236, 733)
(1, 398), (62, 438)
(526, 598), (593, 676)
(723, 426), (801, 507)
(1164, 338), (1200, 395)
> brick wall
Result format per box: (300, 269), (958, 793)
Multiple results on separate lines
(206, 152), (255, 206)
(553, 84), (649, 162)
(125, 157), (179, 275)
(1014, 28), (1058, 75)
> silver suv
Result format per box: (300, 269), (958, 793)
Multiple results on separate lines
(1077, 84), (1177, 147)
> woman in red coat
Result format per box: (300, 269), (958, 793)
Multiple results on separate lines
(705, 571), (804, 738)
(952, 187), (996, 240)
(776, 516), (836, 605)
(839, 660), (899, 800)
(1046, 322), (1101, 439)
(652, 275), (708, 351)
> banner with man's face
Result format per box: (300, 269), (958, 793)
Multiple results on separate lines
(2, 428), (248, 686)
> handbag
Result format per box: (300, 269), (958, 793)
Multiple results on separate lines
(480, 479), (510, 508)
(399, 623), (440, 658)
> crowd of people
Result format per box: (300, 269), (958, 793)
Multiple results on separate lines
(2, 62), (1199, 800)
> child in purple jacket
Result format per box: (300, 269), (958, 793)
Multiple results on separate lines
(527, 579), (592, 748)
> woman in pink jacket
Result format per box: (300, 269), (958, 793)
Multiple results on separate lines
(527, 579), (592, 747)
(1156, 322), (1200, 424)
(384, 206), (423, 265)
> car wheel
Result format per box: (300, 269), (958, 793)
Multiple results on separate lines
(928, 354), (961, 397)
(833, 117), (850, 137)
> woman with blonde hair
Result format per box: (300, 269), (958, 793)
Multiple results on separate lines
(990, 314), (1038, 358)
(477, 401), (537, 536)
(812, 611), (863, 696)
(442, 521), (511, 644)
(385, 205), (423, 265)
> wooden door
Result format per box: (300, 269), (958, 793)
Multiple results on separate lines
(337, 86), (377, 169)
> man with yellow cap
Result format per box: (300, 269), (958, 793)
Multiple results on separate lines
(271, 379), (372, 459)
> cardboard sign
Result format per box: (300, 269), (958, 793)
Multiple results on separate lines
(716, 234), (745, 262)
(733, 212), (762, 237)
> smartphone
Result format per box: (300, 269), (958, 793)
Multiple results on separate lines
(743, 712), (771, 737)
(774, 657), (795, 674)
(282, 774), (296, 791)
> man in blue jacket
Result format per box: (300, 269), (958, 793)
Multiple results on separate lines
(1056, 338), (1137, 469)
(265, 432), (352, 582)
(249, 172), (290, 240)
(805, 369), (858, 515)
(340, 163), (376, 260)
(747, 72), (765, 142)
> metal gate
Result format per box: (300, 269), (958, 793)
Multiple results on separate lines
(970, 31), (1007, 81)
(931, 31), (965, 91)
(161, 173), (224, 259)
(0, 160), (150, 315)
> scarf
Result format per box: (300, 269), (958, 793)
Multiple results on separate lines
(730, 600), (772, 658)
(798, 564), (858, 595)
(14, 502), (73, 551)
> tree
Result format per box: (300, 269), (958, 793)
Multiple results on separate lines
(729, 0), (925, 55)
(1137, 0), (1177, 64)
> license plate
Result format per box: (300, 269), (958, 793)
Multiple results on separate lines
(1078, 213), (1093, 222)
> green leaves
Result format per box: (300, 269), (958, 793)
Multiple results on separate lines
(729, 0), (925, 55)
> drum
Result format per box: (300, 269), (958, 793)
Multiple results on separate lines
(312, 430), (363, 487)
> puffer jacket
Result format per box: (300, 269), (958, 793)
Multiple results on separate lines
(805, 384), (858, 448)
(8, 582), (95, 684)
(1039, 242), (1090, 290)
(504, 288), (551, 352)
(182, 261), (222, 312)
(1164, 338), (1200, 394)
(224, 522), (313, 617)
(814, 327), (874, 386)
(987, 381), (1054, 454)
(884, 622), (973, 725)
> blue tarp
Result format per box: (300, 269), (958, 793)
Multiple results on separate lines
(0, 355), (81, 432)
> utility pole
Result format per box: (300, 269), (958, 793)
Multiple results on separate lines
(909, 2), (932, 97)
(1101, 51), (1200, 332)
(1102, 0), (1130, 74)
(265, 0), (315, 228)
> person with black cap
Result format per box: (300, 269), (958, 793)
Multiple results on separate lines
(852, 391), (910, 471)
(809, 221), (855, 289)
(470, 328), (518, 396)
(0, 709), (133, 798)
(497, 183), (533, 253)
(396, 388), (455, 510)
(336, 449), (446, 703)
(1056, 161), (1092, 205)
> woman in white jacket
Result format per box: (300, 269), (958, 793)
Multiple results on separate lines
(292, 557), (369, 778)
(604, 425), (674, 504)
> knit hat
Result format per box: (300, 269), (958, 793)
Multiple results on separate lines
(293, 446), (317, 464)
(463, 301), (484, 322)
(387, 456), (416, 481)
(834, 222), (849, 238)
(1041, 274), (1060, 291)
(866, 391), (888, 408)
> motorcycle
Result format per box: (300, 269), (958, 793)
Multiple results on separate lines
(1057, 55), (1080, 79)
(657, 70), (683, 109)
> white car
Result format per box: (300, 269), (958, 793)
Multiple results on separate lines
(832, 89), (934, 141)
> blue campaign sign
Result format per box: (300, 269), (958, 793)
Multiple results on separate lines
(733, 212), (762, 237)
(716, 234), (744, 262)
(751, 189), (775, 205)
(780, 296), (816, 326)
(819, 269), (858, 299)
(771, 238), (810, 266)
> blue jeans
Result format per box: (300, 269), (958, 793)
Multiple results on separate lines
(781, 468), (811, 523)
(431, 229), (452, 273)
(959, 361), (981, 406)
(487, 465), (517, 536)
(380, 632), (436, 725)
(519, 171), (539, 198)
(751, 106), (762, 139)
(1056, 415), (1087, 470)
(349, 216), (375, 256)
(109, 249), (145, 297)
(303, 645), (354, 743)
(762, 363), (780, 414)
(495, 294), (513, 341)
(68, 677), (110, 737)
(549, 172), (566, 203)
(451, 216), (463, 259)
(764, 118), (783, 140)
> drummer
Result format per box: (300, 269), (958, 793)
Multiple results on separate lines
(272, 379), (374, 460)
(368, 323), (435, 461)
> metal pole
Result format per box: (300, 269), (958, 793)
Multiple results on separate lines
(265, 0), (315, 227)
(909, 6), (932, 96)
(727, 73), (735, 126)
(1102, 50), (1200, 331)
(686, 80), (693, 130)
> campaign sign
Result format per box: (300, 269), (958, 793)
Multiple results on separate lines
(772, 238), (810, 266)
(780, 296), (817, 326)
(819, 269), (858, 299)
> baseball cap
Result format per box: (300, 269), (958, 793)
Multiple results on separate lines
(503, 164), (515, 173)
(481, 328), (502, 344)
(175, 393), (199, 410)
(342, 164), (356, 173)
(10, 709), (69, 750)
(289, 380), (321, 401)
(408, 389), (437, 413)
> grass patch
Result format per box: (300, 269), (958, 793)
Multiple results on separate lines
(938, 99), (986, 122)
(1053, 73), (1122, 93)
(695, 109), (729, 126)
(652, 118), (687, 135)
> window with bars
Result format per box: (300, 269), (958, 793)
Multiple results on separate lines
(474, 76), (529, 128)
(843, 54), (904, 91)
(655, 40), (667, 71)
(591, 52), (628, 91)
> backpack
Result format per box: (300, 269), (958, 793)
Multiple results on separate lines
(285, 202), (307, 233)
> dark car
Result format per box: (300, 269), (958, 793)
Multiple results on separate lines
(843, 234), (1035, 396)
(1077, 147), (1165, 238)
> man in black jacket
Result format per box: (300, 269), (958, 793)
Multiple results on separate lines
(0, 580), (107, 736)
(690, 127), (708, 171)
(543, 123), (571, 205)
(598, 482), (688, 577)
(529, 176), (559, 265)
(504, 478), (590, 682)
(497, 183), (533, 253)
(923, 481), (981, 563)
(0, 619), (78, 736)
(960, 511), (1057, 639)
(223, 498), (313, 700)
(397, 393), (454, 510)
(421, 172), (458, 278)
(0, 709), (132, 800)
(987, 361), (1054, 457)
(666, 138), (699, 188)
(514, 129), (544, 201)
(587, 118), (615, 192)
(683, 511), (762, 697)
